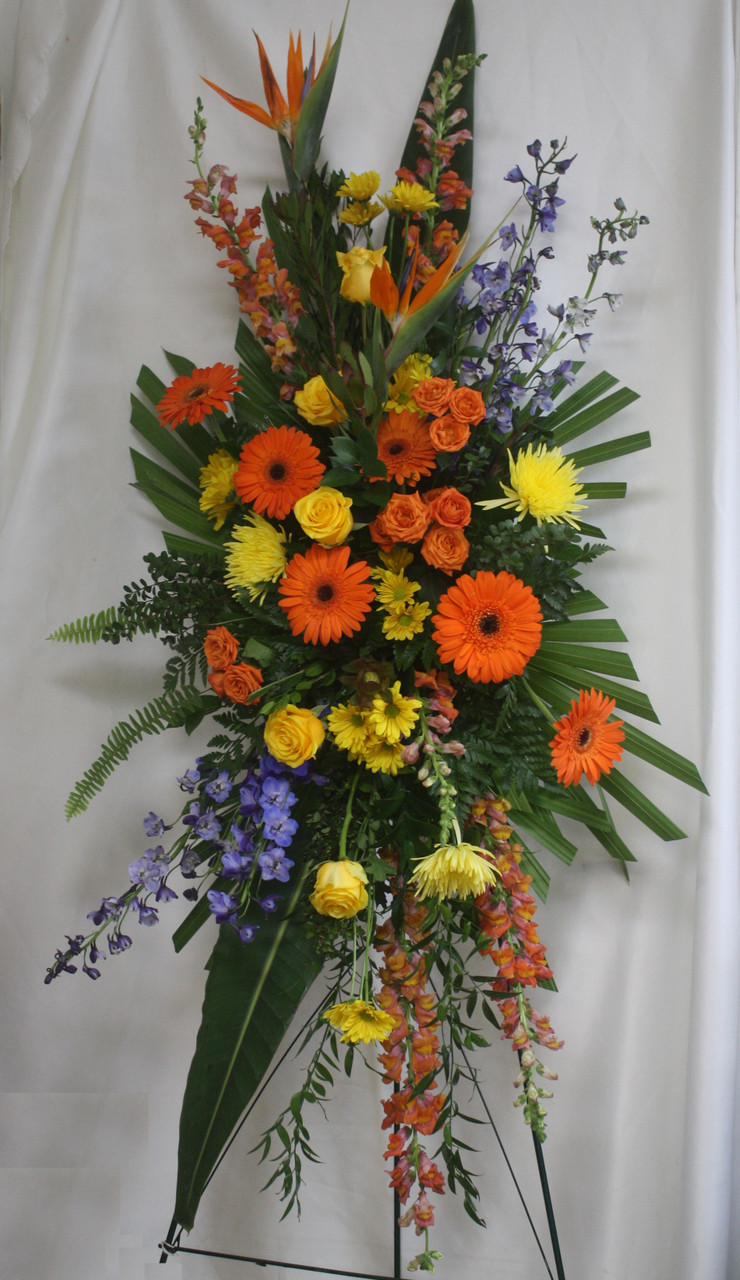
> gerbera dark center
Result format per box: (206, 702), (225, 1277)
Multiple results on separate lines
(187, 383), (208, 400)
(388, 442), (405, 455)
(478, 612), (501, 636)
(317, 584), (334, 602)
(577, 727), (592, 748)
(269, 462), (287, 481)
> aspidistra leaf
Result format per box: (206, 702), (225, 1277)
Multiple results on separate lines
(174, 888), (322, 1231)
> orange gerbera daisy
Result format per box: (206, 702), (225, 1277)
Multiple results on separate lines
(432, 571), (542, 683)
(549, 688), (625, 786)
(234, 425), (325, 519)
(278, 544), (375, 644)
(375, 409), (437, 486)
(157, 363), (241, 429)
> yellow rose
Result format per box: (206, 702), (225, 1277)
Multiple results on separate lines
(294, 375), (347, 427)
(309, 860), (369, 918)
(336, 246), (387, 304)
(293, 487), (353, 547)
(264, 705), (326, 767)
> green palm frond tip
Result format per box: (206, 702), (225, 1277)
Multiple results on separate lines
(48, 608), (121, 644)
(64, 686), (204, 819)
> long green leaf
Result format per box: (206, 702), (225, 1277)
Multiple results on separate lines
(528, 654), (658, 721)
(565, 590), (608, 616)
(130, 395), (203, 486)
(544, 617), (627, 642)
(568, 431), (651, 469)
(598, 769), (687, 840)
(508, 808), (577, 865)
(173, 890), (322, 1231)
(290, 5), (349, 182)
(545, 371), (619, 429)
(537, 641), (639, 682)
(551, 385), (640, 447)
(621, 723), (707, 793)
(396, 0), (476, 241)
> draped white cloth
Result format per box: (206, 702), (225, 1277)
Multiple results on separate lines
(1, 2), (737, 1277)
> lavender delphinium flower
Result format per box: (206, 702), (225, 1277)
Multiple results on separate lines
(128, 845), (170, 893)
(205, 770), (233, 802)
(143, 811), (165, 837)
(258, 847), (294, 883)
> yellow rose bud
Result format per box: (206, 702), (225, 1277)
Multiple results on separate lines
(264, 705), (326, 767)
(293, 486), (353, 547)
(336, 246), (387, 305)
(294, 374), (347, 427)
(309, 860), (369, 918)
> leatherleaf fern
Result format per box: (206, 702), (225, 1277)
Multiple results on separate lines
(65, 686), (206, 819)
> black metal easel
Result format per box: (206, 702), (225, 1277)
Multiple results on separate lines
(158, 995), (565, 1278)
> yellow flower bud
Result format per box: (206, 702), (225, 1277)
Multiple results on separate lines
(294, 374), (347, 427)
(263, 705), (325, 767)
(293, 486), (353, 547)
(336, 246), (387, 305)
(309, 860), (369, 918)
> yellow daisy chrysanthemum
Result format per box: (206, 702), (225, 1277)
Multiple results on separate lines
(328, 701), (370, 754)
(478, 444), (586, 528)
(367, 681), (422, 743)
(357, 736), (406, 776)
(199, 449), (239, 530)
(224, 513), (287, 600)
(385, 352), (433, 414)
(383, 181), (439, 215)
(336, 171), (381, 201)
(324, 999), (396, 1044)
(374, 571), (420, 612)
(411, 842), (499, 900)
(338, 200), (384, 226)
(381, 600), (431, 641)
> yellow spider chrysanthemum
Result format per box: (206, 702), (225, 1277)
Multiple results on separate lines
(381, 600), (431, 641)
(385, 352), (433, 414)
(374, 571), (420, 612)
(383, 181), (439, 215)
(478, 444), (586, 527)
(324, 999), (396, 1044)
(357, 736), (406, 776)
(411, 843), (499, 900)
(224, 513), (287, 599)
(338, 200), (384, 226)
(198, 449), (239, 530)
(367, 681), (422, 743)
(328, 701), (370, 754)
(336, 171), (381, 201)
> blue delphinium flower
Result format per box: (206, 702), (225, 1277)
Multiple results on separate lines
(261, 806), (298, 848)
(143, 811), (165, 837)
(128, 845), (170, 893)
(207, 890), (239, 926)
(205, 770), (233, 802)
(258, 847), (294, 882)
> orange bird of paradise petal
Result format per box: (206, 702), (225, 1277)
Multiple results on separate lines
(202, 26), (335, 144)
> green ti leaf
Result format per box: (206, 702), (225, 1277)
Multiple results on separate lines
(173, 891), (322, 1232)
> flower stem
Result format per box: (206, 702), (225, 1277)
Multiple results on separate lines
(338, 771), (360, 860)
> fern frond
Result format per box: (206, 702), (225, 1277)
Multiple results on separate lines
(65, 686), (205, 819)
(48, 609), (122, 644)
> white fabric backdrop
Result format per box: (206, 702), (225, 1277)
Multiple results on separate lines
(1, 2), (736, 1278)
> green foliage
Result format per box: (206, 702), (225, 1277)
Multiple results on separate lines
(174, 890), (322, 1232)
(65, 686), (206, 818)
(100, 550), (235, 649)
(48, 608), (130, 645)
